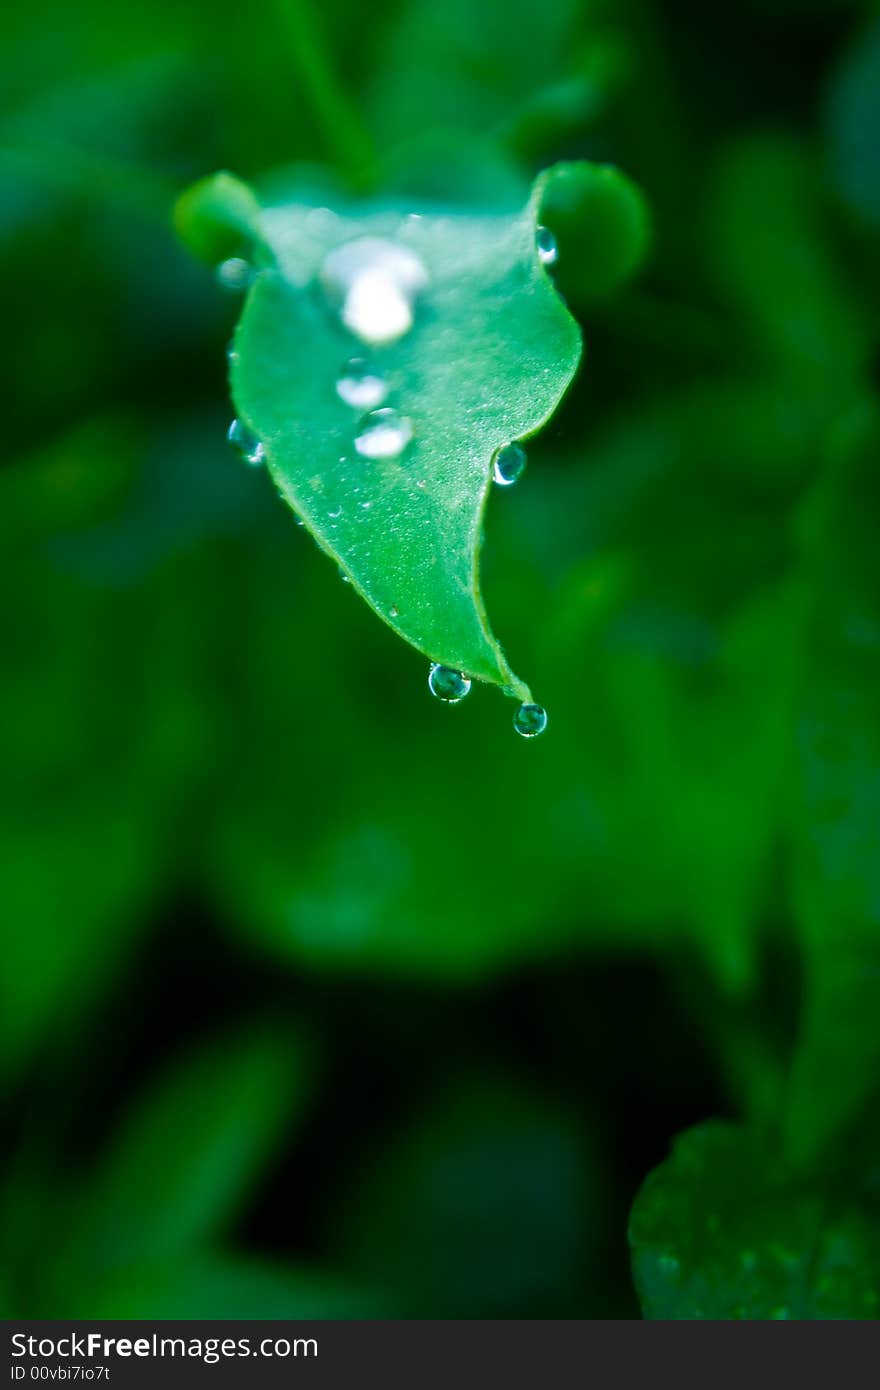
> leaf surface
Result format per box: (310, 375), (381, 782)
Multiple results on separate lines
(179, 167), (594, 697)
(629, 1122), (880, 1319)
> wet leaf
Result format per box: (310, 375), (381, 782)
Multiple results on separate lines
(177, 166), (595, 699)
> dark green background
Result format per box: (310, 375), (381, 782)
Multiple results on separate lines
(2, 0), (879, 1319)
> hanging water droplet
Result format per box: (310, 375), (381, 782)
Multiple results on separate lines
(227, 418), (265, 467)
(492, 442), (527, 487)
(513, 702), (548, 738)
(339, 567), (351, 583)
(428, 664), (472, 704)
(536, 225), (558, 266)
(354, 407), (413, 460)
(226, 338), (238, 363)
(320, 237), (428, 346)
(217, 257), (253, 291)
(336, 357), (389, 410)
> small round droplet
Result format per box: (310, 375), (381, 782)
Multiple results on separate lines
(493, 442), (527, 487)
(428, 664), (472, 704)
(226, 338), (238, 363)
(354, 407), (413, 460)
(536, 225), (558, 266)
(336, 357), (389, 410)
(217, 257), (253, 291)
(320, 237), (428, 346)
(389, 605), (400, 619)
(227, 418), (265, 467)
(513, 702), (548, 738)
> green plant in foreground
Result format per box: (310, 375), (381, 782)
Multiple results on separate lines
(176, 162), (648, 728)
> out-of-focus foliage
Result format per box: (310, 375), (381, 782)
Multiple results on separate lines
(2, 0), (879, 1320)
(629, 1123), (880, 1319)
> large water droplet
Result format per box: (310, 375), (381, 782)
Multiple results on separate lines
(536, 225), (558, 266)
(354, 407), (413, 460)
(428, 664), (472, 704)
(320, 237), (428, 346)
(493, 442), (527, 487)
(336, 357), (389, 410)
(217, 257), (253, 291)
(513, 702), (548, 738)
(227, 418), (265, 467)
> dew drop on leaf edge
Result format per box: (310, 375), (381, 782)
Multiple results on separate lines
(493, 442), (527, 487)
(513, 702), (548, 738)
(354, 407), (413, 460)
(336, 357), (390, 410)
(536, 225), (558, 266)
(428, 664), (472, 704)
(227, 417), (265, 467)
(216, 256), (253, 291)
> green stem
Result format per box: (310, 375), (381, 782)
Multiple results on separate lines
(273, 0), (375, 189)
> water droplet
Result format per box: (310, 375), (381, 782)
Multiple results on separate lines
(339, 568), (351, 583)
(226, 338), (238, 363)
(513, 702), (548, 738)
(320, 237), (428, 346)
(328, 505), (343, 519)
(217, 257), (253, 291)
(336, 357), (389, 410)
(389, 605), (400, 619)
(428, 664), (472, 704)
(354, 407), (413, 460)
(492, 442), (527, 487)
(227, 418), (265, 467)
(536, 225), (558, 266)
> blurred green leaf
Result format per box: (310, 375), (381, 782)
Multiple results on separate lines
(539, 162), (650, 303)
(710, 136), (870, 399)
(785, 405), (880, 1163)
(824, 17), (880, 229)
(0, 532), (211, 1077)
(0, 415), (136, 538)
(339, 1076), (593, 1315)
(630, 1122), (880, 1319)
(363, 0), (617, 152)
(178, 167), (593, 698)
(58, 1025), (311, 1279)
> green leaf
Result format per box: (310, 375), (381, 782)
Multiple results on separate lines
(824, 17), (880, 229)
(177, 166), (590, 699)
(57, 1025), (311, 1280)
(362, 0), (616, 152)
(709, 137), (870, 399)
(785, 404), (880, 1162)
(538, 162), (650, 303)
(629, 1122), (880, 1320)
(338, 1076), (593, 1315)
